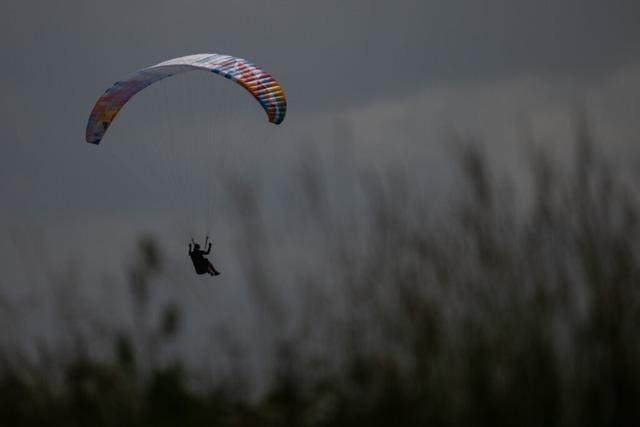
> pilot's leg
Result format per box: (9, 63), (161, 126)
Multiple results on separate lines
(207, 261), (220, 276)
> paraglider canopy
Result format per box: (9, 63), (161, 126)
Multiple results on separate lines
(85, 53), (287, 144)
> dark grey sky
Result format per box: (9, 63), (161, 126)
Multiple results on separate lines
(1, 0), (639, 267)
(2, 0), (640, 113)
(1, 0), (638, 207)
(1, 0), (639, 366)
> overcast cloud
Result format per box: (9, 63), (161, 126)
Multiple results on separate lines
(1, 0), (639, 367)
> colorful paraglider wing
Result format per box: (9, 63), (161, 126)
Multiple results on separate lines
(85, 54), (287, 144)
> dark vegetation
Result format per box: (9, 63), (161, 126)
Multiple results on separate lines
(2, 126), (640, 426)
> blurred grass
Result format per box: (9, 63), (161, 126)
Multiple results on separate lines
(1, 122), (640, 426)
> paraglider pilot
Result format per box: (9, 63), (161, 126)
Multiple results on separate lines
(189, 237), (220, 276)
